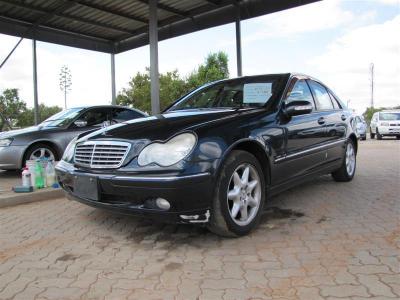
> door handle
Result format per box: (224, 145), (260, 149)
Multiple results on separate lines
(317, 117), (325, 125)
(341, 115), (347, 121)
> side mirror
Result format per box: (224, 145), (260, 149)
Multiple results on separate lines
(74, 120), (87, 127)
(283, 100), (313, 117)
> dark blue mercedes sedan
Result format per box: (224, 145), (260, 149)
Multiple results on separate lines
(56, 73), (357, 237)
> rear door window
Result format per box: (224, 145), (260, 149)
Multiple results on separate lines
(111, 108), (143, 122)
(308, 81), (334, 110)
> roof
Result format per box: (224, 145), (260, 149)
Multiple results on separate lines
(0, 0), (319, 54)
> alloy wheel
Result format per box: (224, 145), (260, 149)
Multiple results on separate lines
(226, 163), (261, 226)
(345, 143), (356, 176)
(29, 148), (55, 161)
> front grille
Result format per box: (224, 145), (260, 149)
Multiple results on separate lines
(74, 141), (131, 169)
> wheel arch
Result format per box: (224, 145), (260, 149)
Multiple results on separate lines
(348, 133), (358, 154)
(218, 138), (272, 187)
(22, 140), (63, 164)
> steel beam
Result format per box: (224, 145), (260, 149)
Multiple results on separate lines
(235, 6), (242, 77)
(149, 0), (160, 115)
(32, 39), (39, 125)
(111, 53), (116, 105)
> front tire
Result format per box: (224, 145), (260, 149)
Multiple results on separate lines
(376, 128), (382, 140)
(332, 139), (356, 182)
(23, 143), (58, 168)
(208, 150), (265, 237)
(370, 128), (375, 139)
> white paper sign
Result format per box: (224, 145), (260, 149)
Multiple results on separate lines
(243, 83), (272, 103)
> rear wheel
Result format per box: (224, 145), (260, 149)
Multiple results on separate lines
(376, 128), (382, 140)
(332, 139), (356, 182)
(370, 128), (375, 139)
(208, 150), (265, 237)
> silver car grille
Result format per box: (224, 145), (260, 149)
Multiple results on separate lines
(74, 141), (131, 169)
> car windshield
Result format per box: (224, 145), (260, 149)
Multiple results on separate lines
(40, 108), (83, 127)
(168, 77), (282, 111)
(379, 112), (400, 121)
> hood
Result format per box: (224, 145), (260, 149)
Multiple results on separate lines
(84, 109), (253, 142)
(0, 126), (56, 139)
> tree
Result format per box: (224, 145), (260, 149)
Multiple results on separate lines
(186, 51), (229, 91)
(0, 89), (27, 131)
(116, 51), (229, 113)
(17, 104), (62, 128)
(59, 65), (72, 109)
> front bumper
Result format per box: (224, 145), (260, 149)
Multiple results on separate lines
(378, 126), (400, 135)
(0, 145), (25, 170)
(55, 161), (214, 224)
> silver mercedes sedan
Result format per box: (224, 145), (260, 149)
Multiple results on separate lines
(0, 105), (146, 170)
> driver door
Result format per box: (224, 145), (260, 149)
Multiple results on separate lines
(60, 107), (110, 150)
(273, 79), (327, 185)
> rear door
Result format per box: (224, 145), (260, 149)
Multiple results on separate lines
(308, 80), (346, 162)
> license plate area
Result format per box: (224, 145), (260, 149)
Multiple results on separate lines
(74, 175), (99, 201)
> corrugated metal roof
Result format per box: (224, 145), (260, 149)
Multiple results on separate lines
(0, 0), (320, 53)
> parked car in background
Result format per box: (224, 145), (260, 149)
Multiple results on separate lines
(0, 105), (146, 170)
(354, 115), (367, 140)
(370, 110), (400, 140)
(56, 73), (358, 237)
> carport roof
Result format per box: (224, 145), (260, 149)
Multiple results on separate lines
(0, 0), (319, 54)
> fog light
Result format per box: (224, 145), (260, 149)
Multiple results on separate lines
(155, 198), (170, 210)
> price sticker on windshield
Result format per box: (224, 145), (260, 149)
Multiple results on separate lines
(243, 83), (272, 103)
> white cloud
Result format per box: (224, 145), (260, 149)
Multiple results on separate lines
(243, 0), (356, 42)
(309, 15), (400, 113)
(376, 0), (399, 5)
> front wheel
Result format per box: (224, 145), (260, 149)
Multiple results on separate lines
(370, 128), (375, 139)
(331, 139), (356, 182)
(208, 150), (265, 237)
(376, 128), (383, 140)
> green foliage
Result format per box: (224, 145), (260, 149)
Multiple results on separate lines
(0, 88), (62, 130)
(116, 51), (229, 113)
(0, 89), (27, 131)
(17, 104), (62, 128)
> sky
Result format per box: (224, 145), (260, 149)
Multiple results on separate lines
(0, 0), (399, 115)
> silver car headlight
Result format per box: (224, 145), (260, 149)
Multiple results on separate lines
(138, 133), (197, 167)
(62, 137), (78, 162)
(0, 138), (13, 147)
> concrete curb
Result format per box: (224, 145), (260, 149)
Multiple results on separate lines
(0, 188), (64, 209)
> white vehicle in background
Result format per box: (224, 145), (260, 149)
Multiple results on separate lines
(370, 110), (400, 140)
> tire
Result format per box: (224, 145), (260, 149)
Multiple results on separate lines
(370, 128), (375, 139)
(361, 136), (366, 141)
(208, 150), (266, 237)
(396, 136), (400, 140)
(23, 143), (58, 168)
(331, 139), (356, 182)
(376, 128), (382, 140)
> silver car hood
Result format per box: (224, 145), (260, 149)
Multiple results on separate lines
(0, 126), (42, 139)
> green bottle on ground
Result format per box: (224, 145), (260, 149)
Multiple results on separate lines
(34, 161), (44, 189)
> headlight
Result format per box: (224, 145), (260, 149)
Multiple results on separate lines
(62, 137), (78, 162)
(138, 133), (197, 167)
(0, 138), (13, 147)
(380, 122), (389, 126)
